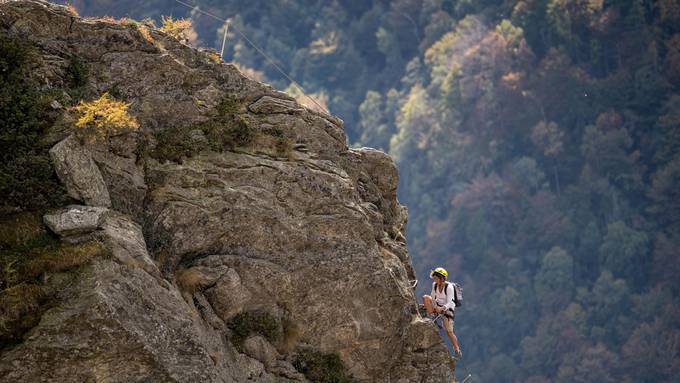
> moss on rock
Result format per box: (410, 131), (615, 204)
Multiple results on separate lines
(151, 93), (253, 163)
(226, 310), (281, 351)
(293, 348), (355, 383)
(150, 93), (297, 162)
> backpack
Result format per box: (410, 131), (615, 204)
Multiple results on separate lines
(451, 282), (463, 307)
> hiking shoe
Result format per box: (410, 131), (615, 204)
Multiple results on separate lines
(452, 349), (463, 360)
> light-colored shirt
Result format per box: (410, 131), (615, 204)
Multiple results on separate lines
(431, 282), (456, 312)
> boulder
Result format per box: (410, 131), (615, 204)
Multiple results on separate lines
(49, 135), (111, 207)
(43, 205), (109, 236)
(204, 266), (253, 320)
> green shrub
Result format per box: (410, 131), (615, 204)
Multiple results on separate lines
(150, 94), (295, 162)
(199, 118), (253, 151)
(0, 35), (69, 212)
(226, 310), (281, 351)
(216, 94), (241, 115)
(293, 348), (355, 383)
(151, 94), (253, 163)
(65, 56), (88, 88)
(151, 124), (204, 163)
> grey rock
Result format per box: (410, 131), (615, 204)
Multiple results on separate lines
(49, 135), (112, 207)
(243, 335), (279, 367)
(189, 128), (208, 142)
(99, 213), (161, 278)
(43, 205), (109, 236)
(248, 96), (305, 114)
(385, 319), (457, 382)
(268, 360), (308, 381)
(89, 140), (147, 219)
(0, 259), (263, 383)
(194, 291), (228, 332)
(205, 267), (253, 321)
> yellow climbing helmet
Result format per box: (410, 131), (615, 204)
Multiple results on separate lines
(430, 267), (448, 279)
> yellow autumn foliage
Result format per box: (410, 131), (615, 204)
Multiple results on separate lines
(159, 16), (195, 42)
(72, 92), (139, 142)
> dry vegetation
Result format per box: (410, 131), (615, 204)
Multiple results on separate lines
(121, 17), (156, 45)
(175, 267), (211, 293)
(0, 213), (108, 346)
(232, 62), (265, 82)
(71, 92), (139, 143)
(284, 84), (329, 114)
(65, 3), (79, 17)
(159, 16), (197, 44)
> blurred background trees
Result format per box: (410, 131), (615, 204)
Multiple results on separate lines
(60, 0), (680, 380)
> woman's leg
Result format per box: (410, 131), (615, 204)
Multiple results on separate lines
(445, 318), (461, 353)
(422, 295), (435, 315)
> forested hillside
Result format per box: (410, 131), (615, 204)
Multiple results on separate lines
(61, 0), (680, 381)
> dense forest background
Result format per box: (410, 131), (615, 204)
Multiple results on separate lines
(59, 0), (680, 381)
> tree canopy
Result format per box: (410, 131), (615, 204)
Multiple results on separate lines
(61, 0), (680, 380)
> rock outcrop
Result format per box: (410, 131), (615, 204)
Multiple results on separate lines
(0, 1), (455, 382)
(42, 205), (110, 236)
(49, 135), (112, 207)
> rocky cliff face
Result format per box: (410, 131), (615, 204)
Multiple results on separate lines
(0, 1), (455, 381)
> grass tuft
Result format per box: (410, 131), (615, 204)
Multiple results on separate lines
(175, 267), (210, 293)
(65, 3), (79, 17)
(0, 283), (45, 342)
(0, 212), (45, 249)
(0, 214), (107, 347)
(21, 241), (106, 282)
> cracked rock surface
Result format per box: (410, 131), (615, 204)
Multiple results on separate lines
(0, 1), (455, 382)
